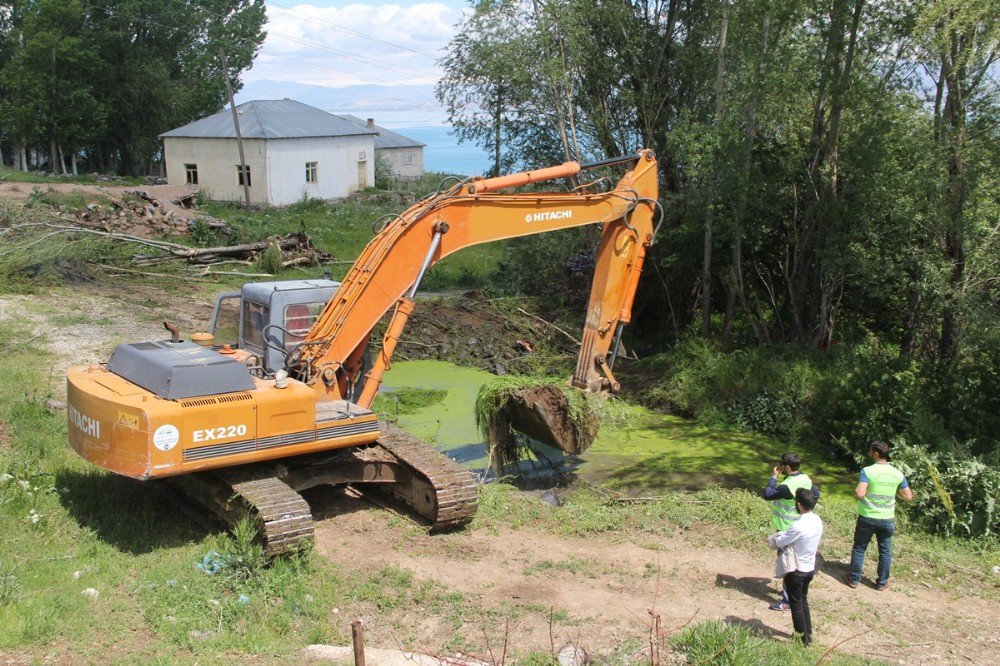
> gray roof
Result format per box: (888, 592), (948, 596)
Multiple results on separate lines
(338, 114), (425, 149)
(160, 100), (378, 140)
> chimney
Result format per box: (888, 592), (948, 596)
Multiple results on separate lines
(366, 118), (375, 128)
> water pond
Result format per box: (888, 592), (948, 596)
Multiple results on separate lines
(380, 360), (854, 498)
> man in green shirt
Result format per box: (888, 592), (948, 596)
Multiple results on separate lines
(845, 440), (913, 590)
(764, 452), (820, 611)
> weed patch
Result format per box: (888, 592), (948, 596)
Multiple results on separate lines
(671, 620), (877, 665)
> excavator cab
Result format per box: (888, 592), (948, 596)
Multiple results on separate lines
(208, 279), (340, 375)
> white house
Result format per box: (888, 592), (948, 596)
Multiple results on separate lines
(338, 115), (425, 179)
(160, 99), (377, 205)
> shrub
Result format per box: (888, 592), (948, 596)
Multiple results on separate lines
(812, 339), (930, 459)
(220, 518), (268, 583)
(893, 442), (1000, 538)
(257, 240), (284, 275)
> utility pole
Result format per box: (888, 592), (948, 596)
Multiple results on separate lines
(220, 48), (251, 209)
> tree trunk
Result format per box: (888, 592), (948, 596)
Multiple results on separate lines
(724, 13), (770, 340)
(57, 145), (68, 175)
(493, 84), (502, 177)
(71, 151), (78, 176)
(938, 55), (966, 362)
(15, 138), (26, 172)
(789, 0), (864, 345)
(49, 137), (58, 174)
(701, 2), (729, 337)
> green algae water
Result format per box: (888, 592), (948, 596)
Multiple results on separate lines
(381, 360), (854, 498)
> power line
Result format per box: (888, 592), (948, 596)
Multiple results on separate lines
(266, 1), (440, 59)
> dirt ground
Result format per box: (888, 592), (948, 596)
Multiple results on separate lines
(1, 285), (998, 664)
(308, 489), (998, 664)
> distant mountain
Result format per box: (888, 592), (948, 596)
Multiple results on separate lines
(235, 79), (444, 126)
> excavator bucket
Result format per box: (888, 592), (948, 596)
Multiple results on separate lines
(505, 385), (600, 455)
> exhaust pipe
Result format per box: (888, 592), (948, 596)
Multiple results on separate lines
(163, 321), (181, 343)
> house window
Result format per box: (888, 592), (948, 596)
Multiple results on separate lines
(236, 164), (252, 187)
(305, 161), (318, 183)
(402, 153), (413, 165)
(184, 164), (198, 185)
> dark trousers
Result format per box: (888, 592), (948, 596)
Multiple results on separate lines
(849, 515), (895, 585)
(783, 570), (814, 645)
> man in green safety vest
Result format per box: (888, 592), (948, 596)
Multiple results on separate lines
(844, 440), (912, 590)
(764, 452), (820, 611)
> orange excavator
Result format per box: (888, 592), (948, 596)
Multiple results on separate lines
(66, 150), (659, 553)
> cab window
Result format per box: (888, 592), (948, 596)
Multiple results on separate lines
(242, 301), (268, 350)
(284, 302), (324, 345)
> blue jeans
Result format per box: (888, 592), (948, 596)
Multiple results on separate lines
(849, 515), (895, 585)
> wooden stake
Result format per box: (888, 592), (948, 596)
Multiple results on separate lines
(351, 620), (365, 666)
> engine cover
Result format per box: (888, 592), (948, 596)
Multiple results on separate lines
(107, 340), (255, 399)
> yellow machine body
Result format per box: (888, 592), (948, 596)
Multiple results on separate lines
(67, 364), (380, 480)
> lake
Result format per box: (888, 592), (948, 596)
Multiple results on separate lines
(393, 125), (492, 177)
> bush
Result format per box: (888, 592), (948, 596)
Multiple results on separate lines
(812, 339), (933, 459)
(256, 240), (284, 275)
(893, 442), (1000, 538)
(643, 338), (818, 441)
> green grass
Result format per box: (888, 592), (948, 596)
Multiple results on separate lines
(670, 620), (880, 665)
(199, 190), (503, 289)
(0, 165), (145, 186)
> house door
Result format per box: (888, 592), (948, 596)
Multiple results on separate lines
(357, 160), (367, 189)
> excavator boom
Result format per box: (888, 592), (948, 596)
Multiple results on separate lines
(290, 150), (659, 404)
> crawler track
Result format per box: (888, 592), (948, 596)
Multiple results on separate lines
(170, 426), (478, 556)
(372, 426), (479, 530)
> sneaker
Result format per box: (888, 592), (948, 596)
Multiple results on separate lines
(875, 581), (890, 591)
(768, 601), (790, 611)
(843, 574), (859, 588)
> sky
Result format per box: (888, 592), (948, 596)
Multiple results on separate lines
(248, 1), (469, 90)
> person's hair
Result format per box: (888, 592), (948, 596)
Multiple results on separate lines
(795, 487), (817, 512)
(781, 452), (802, 471)
(869, 440), (890, 460)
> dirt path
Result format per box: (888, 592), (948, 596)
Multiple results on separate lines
(2, 285), (997, 664)
(308, 490), (996, 664)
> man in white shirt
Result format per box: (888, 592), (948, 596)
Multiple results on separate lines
(772, 487), (824, 647)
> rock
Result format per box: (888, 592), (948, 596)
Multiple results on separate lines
(304, 645), (490, 665)
(189, 629), (216, 641)
(467, 337), (478, 346)
(72, 570), (82, 580)
(44, 399), (66, 411)
(494, 362), (507, 375)
(80, 588), (99, 599)
(539, 491), (561, 507)
(993, 565), (1000, 577)
(558, 643), (590, 666)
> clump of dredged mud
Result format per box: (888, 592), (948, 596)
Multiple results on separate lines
(475, 377), (601, 472)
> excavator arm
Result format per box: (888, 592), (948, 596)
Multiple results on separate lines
(288, 150), (659, 407)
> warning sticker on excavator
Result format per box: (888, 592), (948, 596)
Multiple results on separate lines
(153, 424), (180, 451)
(116, 411), (139, 430)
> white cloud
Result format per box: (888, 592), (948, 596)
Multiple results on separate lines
(248, 2), (464, 88)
